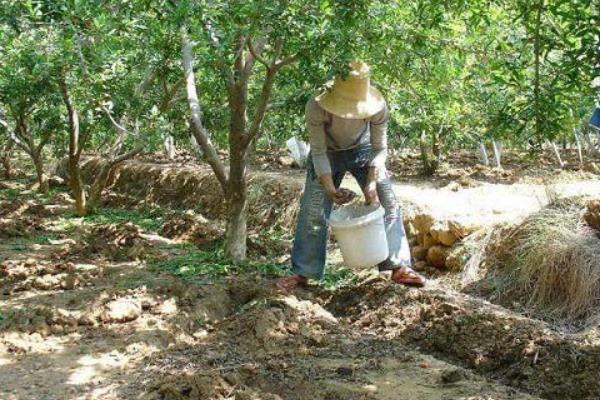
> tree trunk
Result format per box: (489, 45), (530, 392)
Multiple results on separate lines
(182, 33), (228, 191)
(59, 79), (87, 216)
(419, 130), (435, 175)
(69, 154), (87, 216)
(492, 140), (503, 168)
(478, 142), (489, 166)
(1, 141), (14, 179)
(225, 151), (248, 263)
(32, 152), (48, 193)
(225, 76), (249, 262)
(583, 128), (598, 155)
(164, 135), (176, 159)
(533, 0), (544, 143)
(550, 141), (564, 168)
(88, 164), (111, 212)
(574, 130), (584, 167)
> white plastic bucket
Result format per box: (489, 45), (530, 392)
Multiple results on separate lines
(329, 204), (389, 268)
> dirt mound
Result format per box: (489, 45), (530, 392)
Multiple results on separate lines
(69, 158), (303, 229)
(0, 258), (102, 296)
(160, 211), (223, 249)
(75, 222), (154, 261)
(327, 279), (600, 400)
(0, 202), (45, 238)
(215, 295), (339, 356)
(0, 199), (27, 217)
(153, 372), (286, 400)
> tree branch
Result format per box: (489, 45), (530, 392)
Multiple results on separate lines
(233, 34), (246, 81)
(58, 78), (81, 160)
(202, 19), (235, 87)
(102, 105), (131, 135)
(135, 67), (158, 97)
(109, 144), (144, 166)
(244, 67), (278, 148)
(246, 36), (269, 71)
(158, 77), (185, 112)
(276, 52), (301, 69)
(182, 30), (229, 193)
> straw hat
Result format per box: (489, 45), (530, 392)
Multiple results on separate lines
(315, 61), (385, 119)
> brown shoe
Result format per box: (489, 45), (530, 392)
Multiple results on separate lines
(274, 275), (308, 293)
(391, 267), (426, 287)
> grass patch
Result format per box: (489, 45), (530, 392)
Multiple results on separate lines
(152, 242), (358, 288)
(3, 231), (61, 250)
(0, 185), (68, 202)
(320, 266), (359, 289)
(66, 207), (164, 232)
(151, 244), (287, 283)
(0, 188), (23, 201)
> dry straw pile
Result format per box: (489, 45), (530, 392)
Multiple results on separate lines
(484, 198), (600, 325)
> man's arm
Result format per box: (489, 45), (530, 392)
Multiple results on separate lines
(306, 99), (353, 204)
(369, 103), (389, 171)
(365, 104), (389, 204)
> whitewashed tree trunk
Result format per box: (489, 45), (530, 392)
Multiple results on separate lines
(549, 141), (565, 168)
(190, 134), (203, 158)
(583, 130), (598, 155)
(478, 142), (489, 166)
(492, 140), (502, 168)
(163, 135), (176, 159)
(574, 130), (584, 166)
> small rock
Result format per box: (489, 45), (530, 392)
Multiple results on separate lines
(413, 214), (434, 234)
(100, 299), (142, 323)
(193, 329), (209, 339)
(78, 314), (96, 326)
(60, 275), (80, 290)
(336, 366), (354, 377)
(433, 230), (458, 246)
(584, 200), (600, 232)
(50, 324), (65, 335)
(411, 246), (428, 261)
(441, 368), (467, 384)
(157, 298), (178, 315)
(448, 221), (476, 239)
(426, 246), (449, 269)
(413, 261), (427, 272)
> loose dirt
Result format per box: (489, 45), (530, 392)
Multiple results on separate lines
(2, 152), (600, 400)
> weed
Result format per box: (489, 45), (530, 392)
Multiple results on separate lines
(0, 188), (23, 201)
(66, 207), (164, 232)
(320, 267), (358, 289)
(151, 243), (287, 283)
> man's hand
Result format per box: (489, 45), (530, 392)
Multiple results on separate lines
(326, 187), (356, 205)
(319, 174), (356, 205)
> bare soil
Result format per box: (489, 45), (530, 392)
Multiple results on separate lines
(2, 151), (600, 400)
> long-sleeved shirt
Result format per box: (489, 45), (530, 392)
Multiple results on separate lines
(305, 97), (389, 177)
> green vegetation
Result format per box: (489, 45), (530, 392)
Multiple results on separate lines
(68, 208), (164, 233)
(0, 0), (597, 262)
(152, 243), (357, 288)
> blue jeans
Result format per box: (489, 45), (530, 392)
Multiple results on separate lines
(291, 144), (412, 279)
